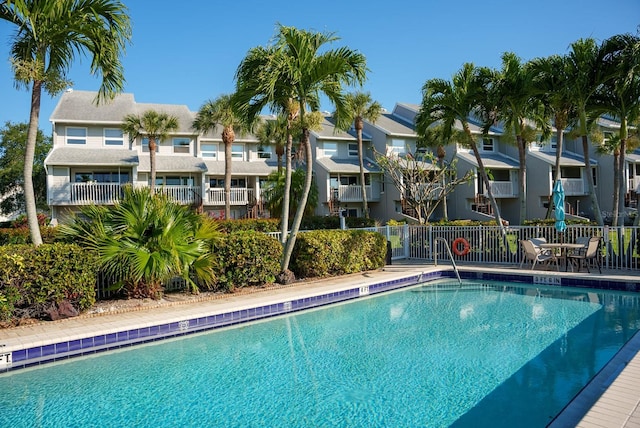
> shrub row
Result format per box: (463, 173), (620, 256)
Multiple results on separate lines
(0, 227), (58, 245)
(291, 230), (386, 278)
(214, 218), (280, 234)
(0, 244), (99, 322)
(211, 231), (283, 291)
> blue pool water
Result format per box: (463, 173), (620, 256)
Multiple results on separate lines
(1, 280), (640, 427)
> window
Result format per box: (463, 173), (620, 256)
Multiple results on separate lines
(324, 142), (337, 157)
(162, 176), (192, 186)
(389, 139), (406, 155)
(562, 167), (581, 179)
(340, 176), (358, 186)
(348, 143), (358, 157)
(66, 127), (87, 145)
(173, 138), (191, 154)
(481, 138), (494, 152)
(74, 172), (129, 183)
(209, 178), (224, 188)
(104, 128), (124, 146)
(142, 137), (159, 152)
(257, 145), (272, 159)
(491, 169), (510, 181)
(201, 143), (217, 158)
(231, 144), (244, 160)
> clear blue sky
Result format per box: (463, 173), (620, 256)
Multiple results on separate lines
(0, 0), (638, 130)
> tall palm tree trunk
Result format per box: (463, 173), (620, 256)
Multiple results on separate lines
(280, 119), (295, 245)
(25, 80), (43, 246)
(149, 137), (157, 194)
(357, 125), (368, 218)
(281, 128), (312, 272)
(224, 138), (232, 220)
(517, 136), (527, 225)
(582, 135), (604, 225)
(464, 124), (505, 234)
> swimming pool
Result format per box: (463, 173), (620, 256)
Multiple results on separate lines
(1, 279), (639, 427)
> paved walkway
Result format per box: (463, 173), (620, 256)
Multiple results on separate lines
(1, 262), (639, 427)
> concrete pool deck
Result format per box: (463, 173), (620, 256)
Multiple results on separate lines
(1, 261), (639, 427)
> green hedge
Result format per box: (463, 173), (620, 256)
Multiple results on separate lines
(0, 243), (99, 322)
(291, 230), (386, 278)
(214, 218), (281, 234)
(0, 227), (58, 245)
(212, 231), (283, 291)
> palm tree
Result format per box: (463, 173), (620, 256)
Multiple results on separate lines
(122, 110), (179, 194)
(565, 38), (608, 226)
(596, 34), (640, 226)
(193, 95), (249, 220)
(416, 63), (506, 233)
(234, 25), (367, 278)
(491, 52), (547, 224)
(256, 115), (288, 173)
(1, 0), (131, 246)
(530, 53), (577, 218)
(58, 186), (219, 298)
(341, 92), (382, 218)
(263, 169), (319, 219)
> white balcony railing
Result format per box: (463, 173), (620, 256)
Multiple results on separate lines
(155, 185), (200, 204)
(331, 185), (374, 202)
(561, 178), (585, 195)
(70, 182), (123, 204)
(484, 181), (515, 198)
(630, 177), (640, 192)
(206, 188), (256, 205)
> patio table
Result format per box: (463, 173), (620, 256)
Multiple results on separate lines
(539, 243), (585, 272)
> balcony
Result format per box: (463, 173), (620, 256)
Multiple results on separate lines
(154, 185), (201, 205)
(483, 181), (516, 198)
(206, 188), (256, 205)
(561, 178), (585, 196)
(330, 185), (376, 202)
(70, 182), (123, 204)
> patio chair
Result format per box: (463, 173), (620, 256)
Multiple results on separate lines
(519, 239), (559, 271)
(567, 236), (602, 273)
(519, 237), (553, 268)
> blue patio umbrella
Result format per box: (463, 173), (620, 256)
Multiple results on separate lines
(553, 180), (566, 234)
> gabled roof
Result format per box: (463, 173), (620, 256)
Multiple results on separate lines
(528, 150), (597, 166)
(50, 90), (136, 124)
(368, 112), (416, 138)
(455, 151), (519, 169)
(203, 160), (278, 176)
(45, 147), (138, 166)
(311, 116), (368, 141)
(134, 103), (196, 134)
(315, 157), (380, 174)
(138, 155), (207, 173)
(50, 90), (198, 135)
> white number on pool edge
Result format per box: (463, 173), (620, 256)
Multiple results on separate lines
(533, 276), (561, 285)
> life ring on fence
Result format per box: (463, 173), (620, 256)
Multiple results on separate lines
(452, 238), (470, 256)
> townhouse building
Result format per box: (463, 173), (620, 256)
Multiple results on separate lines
(45, 90), (276, 224)
(44, 91), (628, 226)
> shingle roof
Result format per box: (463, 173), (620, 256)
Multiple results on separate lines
(50, 90), (136, 124)
(203, 160), (278, 176)
(315, 157), (380, 173)
(311, 116), (362, 141)
(45, 147), (138, 166)
(137, 155), (207, 173)
(456, 152), (519, 169)
(371, 112), (416, 137)
(134, 103), (196, 134)
(528, 150), (597, 166)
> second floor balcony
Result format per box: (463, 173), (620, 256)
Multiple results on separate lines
(561, 178), (585, 196)
(483, 181), (516, 198)
(330, 185), (379, 202)
(206, 188), (257, 206)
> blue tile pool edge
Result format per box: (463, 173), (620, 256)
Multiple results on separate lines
(1, 268), (639, 373)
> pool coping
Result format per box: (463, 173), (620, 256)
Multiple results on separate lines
(1, 263), (639, 426)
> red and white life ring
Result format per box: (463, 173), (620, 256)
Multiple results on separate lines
(452, 237), (470, 256)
